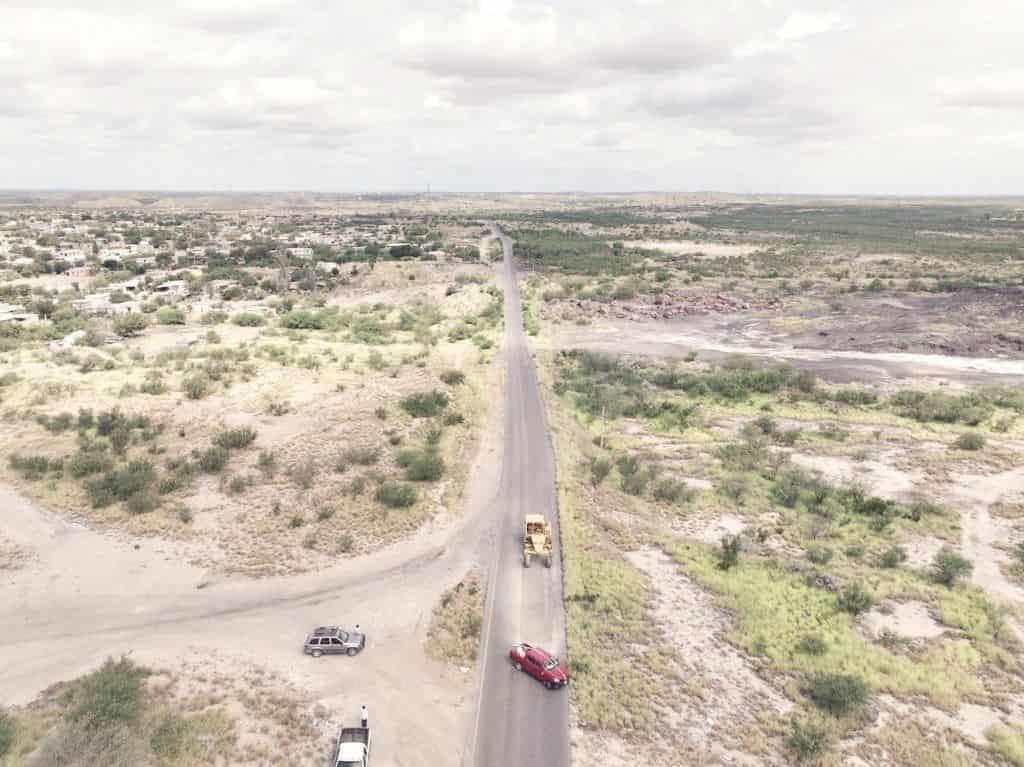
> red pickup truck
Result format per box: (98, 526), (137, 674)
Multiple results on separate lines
(509, 643), (568, 689)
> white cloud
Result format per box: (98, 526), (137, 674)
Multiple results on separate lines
(0, 0), (1021, 193)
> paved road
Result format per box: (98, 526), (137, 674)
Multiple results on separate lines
(467, 230), (570, 767)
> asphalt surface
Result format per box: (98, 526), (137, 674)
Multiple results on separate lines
(467, 230), (570, 767)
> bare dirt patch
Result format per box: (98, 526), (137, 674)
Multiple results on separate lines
(862, 600), (945, 641)
(624, 547), (792, 765)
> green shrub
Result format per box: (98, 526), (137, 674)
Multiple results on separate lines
(797, 635), (828, 656)
(717, 535), (741, 570)
(718, 474), (750, 503)
(156, 306), (186, 325)
(589, 457), (613, 486)
(213, 427), (257, 450)
(125, 490), (159, 515)
(375, 480), (417, 508)
(0, 710), (13, 757)
(440, 370), (466, 385)
(182, 372), (212, 400)
(878, 545), (908, 568)
(232, 312), (265, 326)
(806, 545), (834, 565)
(112, 313), (147, 338)
(403, 449), (445, 482)
(196, 446), (229, 473)
(653, 477), (693, 504)
(64, 656), (147, 728)
(400, 390), (449, 417)
(335, 446), (380, 473)
(837, 582), (873, 615)
(954, 432), (986, 451)
(932, 547), (973, 587)
(809, 673), (867, 715)
(787, 718), (830, 761)
(85, 461), (156, 507)
(9, 453), (63, 480)
(257, 450), (277, 476)
(280, 310), (325, 329)
(443, 412), (465, 426)
(139, 372), (166, 395)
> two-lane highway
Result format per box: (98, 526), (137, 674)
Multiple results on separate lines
(468, 230), (570, 766)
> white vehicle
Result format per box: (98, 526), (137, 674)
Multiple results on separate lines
(335, 726), (371, 767)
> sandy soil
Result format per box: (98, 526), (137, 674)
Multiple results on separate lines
(553, 314), (1024, 385)
(616, 548), (792, 766)
(861, 601), (945, 640)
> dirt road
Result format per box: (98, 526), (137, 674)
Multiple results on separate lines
(467, 230), (570, 767)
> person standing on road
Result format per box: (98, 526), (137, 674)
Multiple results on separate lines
(360, 705), (369, 729)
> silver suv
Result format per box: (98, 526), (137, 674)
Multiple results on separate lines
(303, 626), (366, 657)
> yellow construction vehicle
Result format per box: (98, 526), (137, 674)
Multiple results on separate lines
(523, 514), (553, 568)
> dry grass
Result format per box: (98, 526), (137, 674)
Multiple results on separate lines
(426, 570), (484, 664)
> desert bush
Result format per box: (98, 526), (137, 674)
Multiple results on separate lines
(226, 475), (250, 495)
(837, 582), (873, 615)
(37, 412), (75, 433)
(717, 535), (741, 570)
(954, 432), (986, 451)
(68, 448), (115, 479)
(891, 390), (991, 425)
(112, 313), (147, 338)
(878, 545), (908, 568)
(652, 477), (693, 504)
(336, 446), (380, 472)
(232, 312), (265, 326)
(64, 656), (147, 728)
(403, 448), (445, 482)
(589, 457), (613, 486)
(195, 446), (229, 473)
(374, 406), (387, 420)
(932, 547), (973, 587)
(156, 306), (185, 325)
(316, 506), (335, 522)
(443, 412), (465, 426)
(0, 709), (12, 757)
(182, 372), (212, 400)
(139, 372), (166, 395)
(810, 673), (868, 715)
(213, 427), (257, 450)
(257, 449), (277, 477)
(375, 480), (417, 508)
(797, 634), (828, 656)
(289, 457), (317, 489)
(201, 311), (228, 325)
(440, 370), (466, 385)
(9, 453), (63, 480)
(339, 533), (354, 553)
(366, 350), (386, 371)
(288, 515), (304, 529)
(787, 718), (830, 762)
(125, 490), (159, 515)
(806, 545), (834, 565)
(400, 390), (449, 417)
(717, 474), (750, 503)
(85, 460), (157, 507)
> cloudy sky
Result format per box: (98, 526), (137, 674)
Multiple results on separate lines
(1, 0), (1021, 194)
